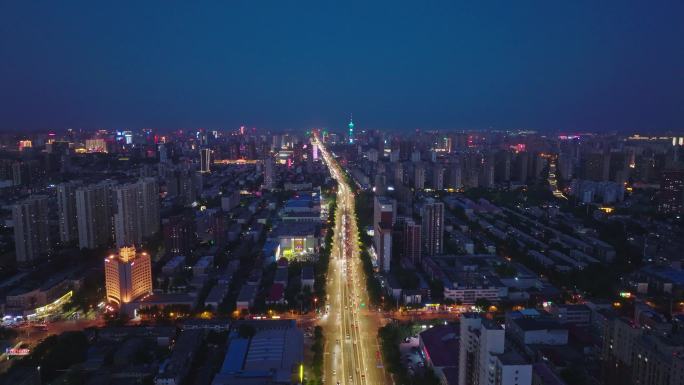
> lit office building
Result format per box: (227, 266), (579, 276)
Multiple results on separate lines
(104, 246), (153, 305)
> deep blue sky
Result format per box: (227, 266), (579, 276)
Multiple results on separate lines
(1, 1), (683, 133)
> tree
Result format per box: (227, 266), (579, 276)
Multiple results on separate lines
(494, 263), (517, 278)
(429, 279), (444, 301)
(474, 298), (491, 312)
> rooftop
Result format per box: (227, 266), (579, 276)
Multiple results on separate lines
(419, 324), (460, 368)
(496, 350), (528, 366)
(532, 362), (566, 385)
(513, 318), (566, 332)
(215, 321), (303, 385)
(271, 222), (320, 237)
(268, 283), (285, 301)
(301, 266), (314, 280)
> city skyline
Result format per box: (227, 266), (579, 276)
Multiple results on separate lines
(2, 3), (684, 385)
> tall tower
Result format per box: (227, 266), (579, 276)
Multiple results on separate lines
(13, 195), (51, 264)
(348, 115), (355, 144)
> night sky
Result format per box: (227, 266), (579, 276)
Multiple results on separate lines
(1, 1), (683, 133)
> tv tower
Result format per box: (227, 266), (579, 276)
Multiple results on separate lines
(348, 114), (355, 144)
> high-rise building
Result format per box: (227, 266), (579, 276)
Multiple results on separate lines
(432, 165), (444, 190)
(12, 160), (42, 186)
(85, 138), (107, 153)
(374, 196), (397, 235)
(494, 150), (511, 183)
(138, 178), (161, 237)
(200, 148), (211, 173)
(163, 213), (196, 256)
(158, 143), (169, 163)
(659, 170), (684, 213)
(12, 195), (51, 264)
(113, 178), (160, 248)
(46, 141), (70, 155)
(480, 153), (495, 188)
(601, 316), (684, 385)
(403, 219), (422, 265)
(581, 152), (610, 182)
(442, 136), (453, 153)
(104, 246), (153, 305)
(414, 164), (425, 190)
(374, 196), (396, 272)
(114, 183), (141, 248)
(168, 166), (198, 205)
(76, 181), (114, 249)
(421, 199), (444, 256)
(513, 152), (529, 183)
(459, 314), (532, 385)
(446, 162), (463, 190)
(263, 156), (275, 190)
(557, 153), (574, 181)
(394, 163), (404, 185)
(57, 181), (81, 244)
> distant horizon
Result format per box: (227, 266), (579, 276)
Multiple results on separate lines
(0, 125), (681, 137)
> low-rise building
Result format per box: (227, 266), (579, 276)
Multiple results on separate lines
(459, 313), (532, 385)
(270, 222), (321, 261)
(162, 255), (186, 276)
(205, 283), (229, 309)
(443, 276), (508, 305)
(301, 266), (315, 290)
(506, 317), (569, 347)
(267, 283), (286, 305)
(155, 330), (204, 385)
(212, 320), (303, 385)
(546, 304), (592, 326)
(419, 324), (460, 385)
(236, 284), (258, 310)
(193, 255), (214, 277)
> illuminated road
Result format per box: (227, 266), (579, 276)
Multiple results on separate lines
(0, 317), (104, 374)
(548, 158), (567, 200)
(314, 136), (388, 385)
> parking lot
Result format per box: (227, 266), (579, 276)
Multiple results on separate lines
(399, 336), (426, 376)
